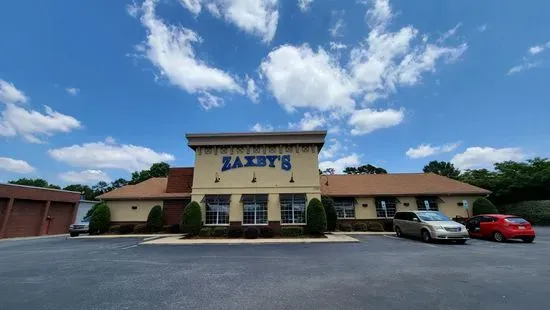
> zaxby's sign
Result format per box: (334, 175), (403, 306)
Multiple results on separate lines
(222, 155), (291, 171)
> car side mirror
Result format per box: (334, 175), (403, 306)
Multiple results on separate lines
(474, 227), (480, 232)
(412, 218), (419, 222)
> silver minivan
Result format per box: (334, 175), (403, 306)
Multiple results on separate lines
(393, 211), (469, 244)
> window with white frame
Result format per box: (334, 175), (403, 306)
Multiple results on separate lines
(204, 195), (230, 225)
(280, 194), (306, 224)
(416, 197), (439, 211)
(334, 198), (355, 219)
(242, 194), (268, 225)
(375, 197), (397, 218)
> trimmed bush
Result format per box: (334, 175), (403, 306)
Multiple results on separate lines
(259, 226), (275, 238)
(169, 224), (181, 233)
(473, 197), (499, 216)
(244, 227), (259, 239)
(502, 200), (550, 226)
(339, 223), (352, 232)
(228, 226), (243, 238)
(367, 222), (384, 232)
(322, 196), (337, 231)
(382, 219), (394, 232)
(306, 198), (327, 235)
(119, 224), (135, 234)
(199, 227), (213, 237)
(281, 227), (304, 237)
(133, 223), (148, 233)
(147, 205), (164, 233)
(109, 225), (121, 233)
(213, 227), (228, 237)
(181, 201), (202, 236)
(89, 202), (110, 235)
(353, 223), (368, 232)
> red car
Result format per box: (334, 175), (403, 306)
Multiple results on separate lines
(465, 214), (536, 243)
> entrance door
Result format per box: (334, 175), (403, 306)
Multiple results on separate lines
(46, 202), (74, 235)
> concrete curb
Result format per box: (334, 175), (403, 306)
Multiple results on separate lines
(141, 234), (359, 245)
(330, 231), (395, 235)
(0, 234), (68, 242)
(72, 234), (184, 239)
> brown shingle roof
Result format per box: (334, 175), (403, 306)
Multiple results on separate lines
(320, 173), (490, 196)
(97, 178), (190, 200)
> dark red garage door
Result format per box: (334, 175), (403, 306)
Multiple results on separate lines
(46, 202), (74, 235)
(3, 199), (44, 238)
(163, 199), (189, 225)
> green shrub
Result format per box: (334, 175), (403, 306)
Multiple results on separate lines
(259, 226), (275, 238)
(381, 219), (394, 232)
(109, 225), (121, 233)
(213, 227), (228, 237)
(228, 227), (243, 238)
(306, 198), (327, 235)
(181, 201), (202, 236)
(322, 196), (337, 231)
(339, 223), (352, 232)
(119, 224), (135, 234)
(367, 222), (384, 232)
(147, 205), (164, 232)
(166, 224), (181, 233)
(353, 223), (368, 232)
(502, 200), (550, 225)
(473, 197), (499, 215)
(133, 223), (148, 233)
(89, 202), (110, 235)
(244, 227), (259, 239)
(199, 227), (214, 237)
(281, 227), (304, 237)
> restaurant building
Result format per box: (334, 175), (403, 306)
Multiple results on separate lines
(99, 131), (490, 231)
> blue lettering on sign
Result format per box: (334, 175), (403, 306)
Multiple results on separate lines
(221, 155), (291, 171)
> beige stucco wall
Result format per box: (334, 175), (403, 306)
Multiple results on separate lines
(106, 200), (163, 222)
(350, 195), (482, 220)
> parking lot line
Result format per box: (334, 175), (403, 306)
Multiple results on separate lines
(121, 245), (138, 250)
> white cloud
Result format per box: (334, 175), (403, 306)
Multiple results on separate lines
(260, 44), (356, 114)
(0, 157), (35, 174)
(48, 141), (175, 172)
(65, 87), (80, 96)
(529, 45), (544, 55)
(405, 141), (460, 159)
(288, 112), (326, 131)
(298, 0), (313, 12)
(0, 103), (81, 143)
(319, 153), (360, 173)
(0, 79), (28, 104)
(349, 108), (404, 135)
(59, 170), (111, 184)
(179, 0), (202, 15)
(105, 136), (116, 144)
(329, 42), (347, 50)
(197, 91), (224, 110)
(507, 61), (541, 75)
(477, 24), (487, 32)
(329, 14), (345, 38)
(206, 2), (221, 17)
(131, 0), (242, 102)
(508, 41), (549, 75)
(250, 122), (274, 132)
(319, 138), (341, 159)
(439, 23), (462, 43)
(246, 76), (260, 103)
(451, 147), (525, 170)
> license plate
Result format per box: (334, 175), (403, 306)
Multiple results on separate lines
(518, 226), (525, 230)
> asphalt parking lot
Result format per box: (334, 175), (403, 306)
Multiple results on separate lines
(1, 228), (550, 310)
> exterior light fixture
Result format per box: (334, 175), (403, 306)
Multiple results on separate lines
(321, 175), (329, 186)
(289, 172), (295, 183)
(404, 202), (410, 207)
(251, 172), (257, 183)
(214, 173), (220, 183)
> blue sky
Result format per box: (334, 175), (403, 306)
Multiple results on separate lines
(1, 0), (549, 185)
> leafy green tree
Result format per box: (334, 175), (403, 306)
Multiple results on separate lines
(306, 198), (327, 235)
(423, 161), (461, 179)
(147, 205), (164, 232)
(321, 196), (337, 231)
(92, 181), (110, 196)
(63, 184), (95, 200)
(9, 178), (60, 189)
(89, 202), (111, 235)
(472, 198), (499, 215)
(181, 201), (202, 235)
(343, 164), (387, 174)
(110, 178), (128, 189)
(149, 162), (170, 177)
(322, 168), (336, 175)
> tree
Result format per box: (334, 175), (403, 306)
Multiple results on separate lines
(423, 161), (461, 179)
(322, 168), (336, 175)
(306, 198), (327, 235)
(63, 184), (95, 200)
(343, 164), (387, 175)
(149, 162), (170, 177)
(110, 178), (128, 189)
(472, 198), (498, 216)
(89, 202), (111, 235)
(181, 201), (202, 235)
(147, 205), (164, 232)
(92, 181), (110, 196)
(9, 178), (60, 189)
(321, 196), (337, 231)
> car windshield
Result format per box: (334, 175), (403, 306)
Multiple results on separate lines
(417, 212), (450, 221)
(505, 217), (528, 224)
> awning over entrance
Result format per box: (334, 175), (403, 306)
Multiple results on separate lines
(240, 194), (268, 203)
(279, 193), (307, 201)
(201, 194), (231, 203)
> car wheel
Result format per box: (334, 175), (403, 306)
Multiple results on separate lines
(70, 232), (79, 237)
(522, 237), (535, 243)
(456, 240), (467, 245)
(421, 230), (431, 243)
(395, 227), (402, 237)
(493, 231), (506, 242)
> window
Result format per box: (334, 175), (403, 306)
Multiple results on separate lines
(375, 198), (397, 218)
(203, 195), (230, 225)
(417, 211), (450, 222)
(416, 197), (439, 211)
(334, 198), (355, 219)
(242, 194), (268, 225)
(280, 194), (306, 224)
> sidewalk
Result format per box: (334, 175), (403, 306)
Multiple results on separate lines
(330, 231), (394, 235)
(141, 234), (359, 245)
(73, 234), (183, 239)
(0, 234), (68, 242)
